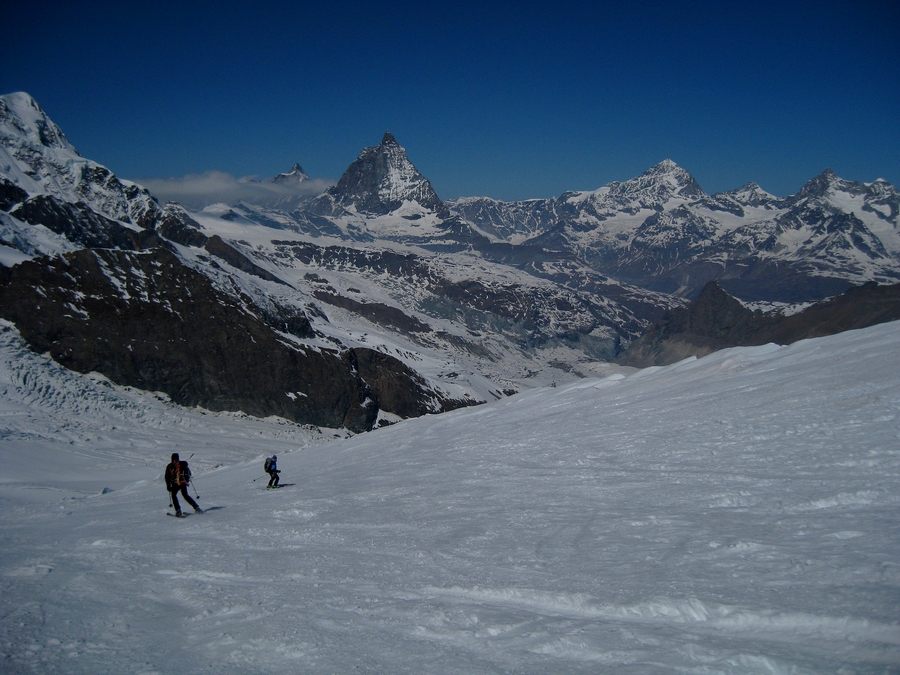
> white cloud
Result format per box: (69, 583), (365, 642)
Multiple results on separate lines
(136, 171), (333, 210)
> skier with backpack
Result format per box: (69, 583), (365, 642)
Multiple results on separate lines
(264, 454), (281, 488)
(165, 453), (202, 517)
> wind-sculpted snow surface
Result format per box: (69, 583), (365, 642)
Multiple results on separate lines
(1, 320), (900, 673)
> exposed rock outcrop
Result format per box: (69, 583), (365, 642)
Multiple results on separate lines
(618, 280), (900, 367)
(0, 247), (467, 430)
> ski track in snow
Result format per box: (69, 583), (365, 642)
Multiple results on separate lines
(1, 321), (900, 674)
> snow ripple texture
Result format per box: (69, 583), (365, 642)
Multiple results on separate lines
(1, 320), (900, 674)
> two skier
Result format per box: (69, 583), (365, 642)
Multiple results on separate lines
(165, 452), (285, 517)
(165, 453), (202, 517)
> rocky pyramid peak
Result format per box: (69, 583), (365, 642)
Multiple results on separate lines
(651, 158), (680, 172)
(319, 132), (443, 216)
(271, 163), (310, 184)
(791, 168), (866, 205)
(287, 163), (307, 175)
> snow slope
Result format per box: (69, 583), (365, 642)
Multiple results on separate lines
(1, 319), (899, 674)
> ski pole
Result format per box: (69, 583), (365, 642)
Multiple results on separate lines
(187, 454), (198, 498)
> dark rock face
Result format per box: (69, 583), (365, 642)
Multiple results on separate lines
(0, 247), (460, 430)
(616, 282), (756, 366)
(756, 281), (900, 345)
(203, 235), (287, 285)
(313, 291), (432, 334)
(11, 194), (166, 251)
(155, 206), (209, 247)
(351, 347), (474, 420)
(618, 280), (900, 367)
(0, 178), (28, 211)
(314, 131), (444, 216)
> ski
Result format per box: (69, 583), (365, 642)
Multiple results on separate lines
(166, 509), (212, 517)
(265, 483), (295, 489)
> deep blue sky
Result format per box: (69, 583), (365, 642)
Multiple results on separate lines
(3, 0), (898, 202)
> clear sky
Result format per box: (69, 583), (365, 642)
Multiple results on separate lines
(2, 0), (898, 202)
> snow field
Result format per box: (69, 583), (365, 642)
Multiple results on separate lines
(1, 321), (899, 673)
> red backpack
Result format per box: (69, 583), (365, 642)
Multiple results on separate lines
(168, 461), (190, 486)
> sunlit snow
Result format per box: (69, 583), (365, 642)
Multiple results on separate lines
(1, 319), (899, 674)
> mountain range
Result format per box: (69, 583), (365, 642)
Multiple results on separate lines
(1, 91), (899, 429)
(451, 161), (900, 302)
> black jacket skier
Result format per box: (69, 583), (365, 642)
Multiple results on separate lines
(165, 453), (202, 516)
(265, 454), (280, 488)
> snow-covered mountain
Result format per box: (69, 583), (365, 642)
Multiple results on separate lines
(3, 89), (900, 430)
(0, 93), (486, 429)
(0, 92), (163, 229)
(3, 90), (900, 671)
(313, 131), (443, 216)
(305, 131), (489, 246)
(2, 316), (899, 673)
(449, 161), (900, 301)
(0, 93), (676, 430)
(271, 162), (310, 185)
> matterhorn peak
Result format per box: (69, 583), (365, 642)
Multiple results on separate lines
(315, 132), (443, 216)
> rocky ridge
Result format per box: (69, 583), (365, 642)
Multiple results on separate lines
(449, 162), (900, 301)
(617, 279), (900, 367)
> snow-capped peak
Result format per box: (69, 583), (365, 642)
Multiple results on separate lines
(0, 91), (163, 227)
(0, 91), (78, 156)
(720, 181), (781, 208)
(320, 131), (444, 216)
(380, 130), (400, 147)
(271, 163), (310, 184)
(566, 159), (706, 210)
(634, 159), (705, 199)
